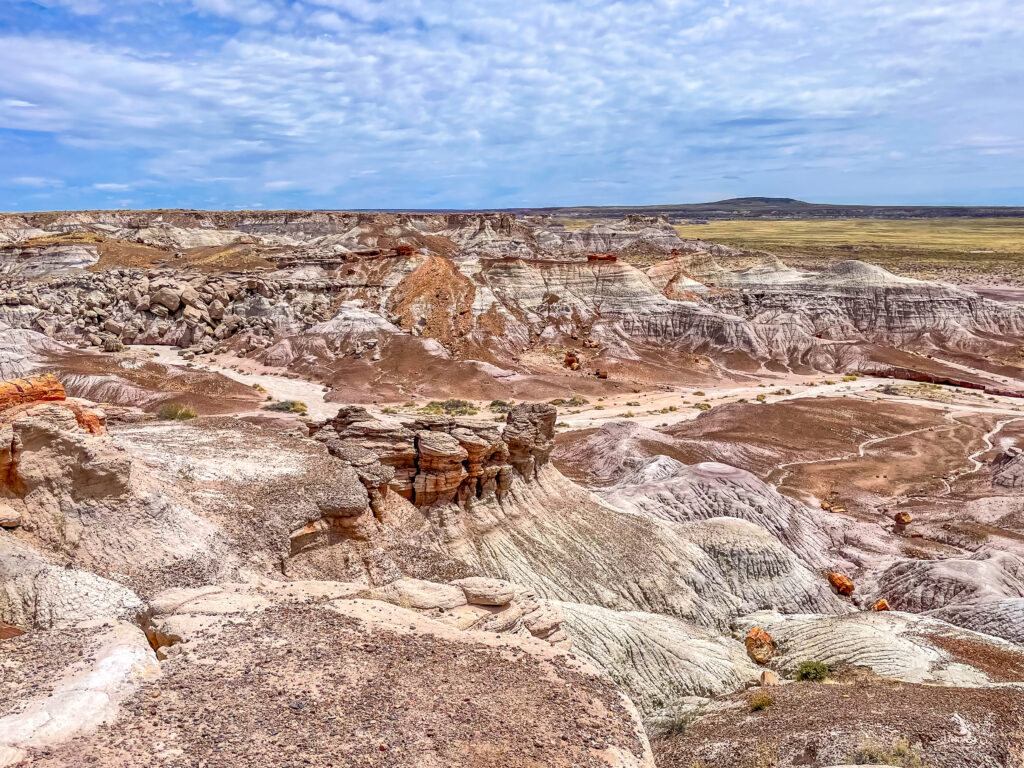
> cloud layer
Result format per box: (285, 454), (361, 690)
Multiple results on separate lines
(1, 0), (1023, 209)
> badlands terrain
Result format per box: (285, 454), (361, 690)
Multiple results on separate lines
(3, 207), (1024, 767)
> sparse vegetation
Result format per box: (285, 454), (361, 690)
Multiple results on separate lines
(843, 374), (859, 382)
(749, 691), (774, 711)
(756, 394), (767, 403)
(252, 383), (267, 393)
(694, 403), (711, 411)
(263, 400), (309, 414)
(848, 736), (927, 767)
(420, 399), (478, 416)
(673, 218), (1024, 284)
(489, 399), (513, 413)
(159, 402), (197, 420)
(625, 400), (641, 407)
(795, 660), (830, 681)
(693, 391), (706, 397)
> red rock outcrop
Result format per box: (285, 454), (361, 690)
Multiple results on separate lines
(828, 572), (855, 596)
(745, 627), (774, 664)
(0, 374), (66, 411)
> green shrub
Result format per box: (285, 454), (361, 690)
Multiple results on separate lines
(420, 399), (477, 416)
(263, 400), (308, 414)
(489, 399), (513, 413)
(159, 402), (197, 420)
(795, 660), (829, 682)
(749, 692), (774, 712)
(843, 374), (859, 382)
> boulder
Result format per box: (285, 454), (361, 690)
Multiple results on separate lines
(150, 286), (182, 312)
(0, 503), (22, 528)
(452, 577), (516, 606)
(828, 572), (855, 596)
(745, 627), (774, 664)
(759, 669), (780, 686)
(370, 577), (468, 611)
(872, 598), (891, 611)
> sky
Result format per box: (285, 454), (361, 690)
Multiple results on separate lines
(1, 0), (1023, 211)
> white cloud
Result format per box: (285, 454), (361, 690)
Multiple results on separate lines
(93, 182), (134, 191)
(11, 176), (64, 188)
(1, 0), (1023, 206)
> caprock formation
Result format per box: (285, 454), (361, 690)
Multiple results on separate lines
(3, 210), (1024, 767)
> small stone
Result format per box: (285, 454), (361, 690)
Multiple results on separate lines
(893, 511), (913, 526)
(872, 598), (891, 611)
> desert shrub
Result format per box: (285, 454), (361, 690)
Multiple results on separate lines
(848, 737), (926, 767)
(252, 383), (267, 393)
(623, 410), (635, 418)
(489, 399), (513, 413)
(749, 692), (774, 711)
(594, 405), (605, 410)
(756, 394), (767, 403)
(263, 400), (308, 414)
(694, 403), (711, 411)
(420, 399), (477, 416)
(843, 374), (859, 382)
(159, 403), (197, 420)
(668, 405), (678, 412)
(626, 401), (641, 407)
(693, 390), (706, 396)
(795, 660), (829, 681)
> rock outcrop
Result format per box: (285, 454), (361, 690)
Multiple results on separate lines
(313, 402), (554, 509)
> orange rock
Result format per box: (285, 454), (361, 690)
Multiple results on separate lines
(745, 627), (775, 664)
(872, 599), (891, 611)
(0, 374), (65, 413)
(0, 621), (25, 640)
(893, 511), (913, 526)
(828, 572), (855, 596)
(65, 399), (106, 435)
(596, 370), (609, 379)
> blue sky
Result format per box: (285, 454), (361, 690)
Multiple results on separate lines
(1, 0), (1023, 210)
